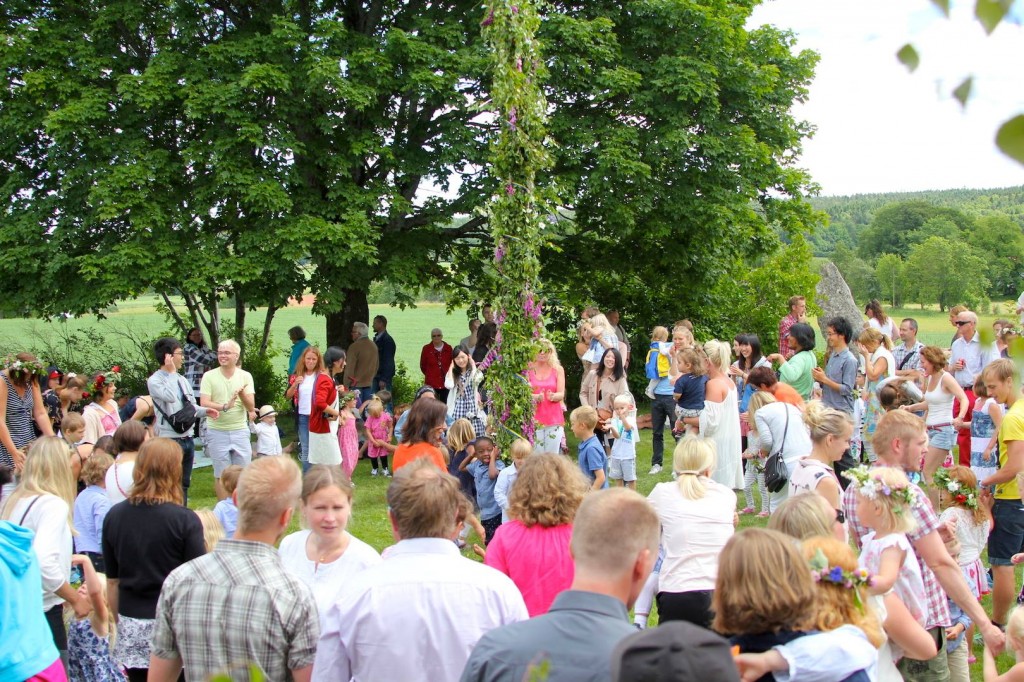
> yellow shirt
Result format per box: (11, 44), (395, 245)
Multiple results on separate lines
(996, 400), (1024, 500)
(200, 367), (255, 432)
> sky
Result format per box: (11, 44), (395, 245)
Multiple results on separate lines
(747, 0), (1024, 196)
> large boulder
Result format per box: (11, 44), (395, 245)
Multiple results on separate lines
(815, 261), (863, 338)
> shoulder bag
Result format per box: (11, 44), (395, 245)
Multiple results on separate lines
(764, 405), (790, 494)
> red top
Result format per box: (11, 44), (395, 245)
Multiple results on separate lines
(392, 442), (448, 472)
(420, 342), (453, 390)
(309, 373), (338, 434)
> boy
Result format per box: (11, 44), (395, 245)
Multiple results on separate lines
(213, 465), (243, 538)
(249, 405), (283, 458)
(571, 405), (608, 490)
(608, 395), (639, 490)
(644, 326), (673, 399)
(460, 436), (506, 544)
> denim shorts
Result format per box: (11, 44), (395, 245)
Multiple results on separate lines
(926, 424), (956, 451)
(988, 498), (1024, 565)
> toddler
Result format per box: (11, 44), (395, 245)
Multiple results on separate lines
(337, 391), (360, 479)
(195, 508), (225, 552)
(250, 405), (284, 457)
(364, 396), (394, 477)
(67, 555), (121, 681)
(392, 403), (412, 445)
(740, 420), (769, 517)
(969, 378), (1002, 484)
(494, 439), (530, 522)
(213, 465), (242, 538)
(644, 326), (673, 399)
(459, 435), (505, 544)
(581, 313), (619, 365)
(73, 452), (114, 573)
(607, 394), (639, 490)
(672, 348), (707, 436)
(62, 411), (88, 483)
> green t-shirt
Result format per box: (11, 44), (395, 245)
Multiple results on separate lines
(779, 350), (816, 400)
(996, 399), (1024, 500)
(199, 367), (255, 432)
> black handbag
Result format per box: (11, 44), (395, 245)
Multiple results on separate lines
(763, 405), (790, 494)
(153, 380), (198, 435)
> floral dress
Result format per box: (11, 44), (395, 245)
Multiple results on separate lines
(68, 618), (124, 681)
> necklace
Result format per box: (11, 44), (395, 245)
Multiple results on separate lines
(309, 533), (349, 572)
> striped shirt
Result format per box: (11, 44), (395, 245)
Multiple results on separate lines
(0, 373), (37, 468)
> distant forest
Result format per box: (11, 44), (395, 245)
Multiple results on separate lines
(804, 186), (1024, 310)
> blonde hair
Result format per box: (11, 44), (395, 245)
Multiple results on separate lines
(713, 528), (817, 635)
(236, 456), (301, 534)
(768, 493), (835, 541)
(675, 348), (705, 376)
(1, 437), (77, 527)
(651, 326), (669, 343)
(672, 327), (694, 347)
(588, 313), (610, 335)
(365, 398), (384, 418)
(801, 536), (885, 648)
(509, 438), (531, 462)
(746, 390), (777, 431)
(803, 400), (852, 443)
(1008, 606), (1024, 655)
(856, 467), (917, 535)
(447, 418), (476, 455)
(570, 405), (598, 430)
(61, 411), (85, 438)
(671, 436), (715, 499)
(129, 438), (184, 506)
(570, 488), (660, 577)
(301, 465), (353, 504)
(535, 338), (561, 368)
(858, 327), (893, 351)
(195, 508), (224, 552)
(871, 410), (925, 460)
(702, 340), (731, 374)
(508, 454), (588, 527)
(983, 357), (1018, 384)
(81, 452), (114, 487)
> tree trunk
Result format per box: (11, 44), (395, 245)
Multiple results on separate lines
(326, 287), (370, 350)
(234, 292), (246, 357)
(260, 306), (278, 357)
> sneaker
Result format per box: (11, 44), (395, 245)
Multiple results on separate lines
(371, 469), (379, 476)
(383, 468), (391, 477)
(757, 511), (771, 518)
(740, 507), (756, 515)
(644, 387), (655, 400)
(648, 464), (662, 475)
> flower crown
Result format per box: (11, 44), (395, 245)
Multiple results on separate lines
(843, 465), (917, 515)
(2, 355), (47, 377)
(92, 366), (121, 394)
(808, 548), (874, 611)
(933, 467), (979, 510)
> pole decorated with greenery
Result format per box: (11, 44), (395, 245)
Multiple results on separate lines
(480, 0), (551, 450)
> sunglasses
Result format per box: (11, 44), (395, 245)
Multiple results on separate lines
(954, 320), (971, 327)
(835, 508), (846, 524)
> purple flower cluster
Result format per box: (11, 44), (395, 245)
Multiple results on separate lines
(509, 107), (517, 129)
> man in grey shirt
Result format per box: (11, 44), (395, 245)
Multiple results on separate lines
(148, 337), (219, 503)
(460, 488), (660, 682)
(812, 316), (859, 481)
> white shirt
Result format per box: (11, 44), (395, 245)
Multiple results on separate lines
(493, 462), (518, 523)
(1017, 291), (1024, 325)
(298, 375), (316, 416)
(105, 460), (135, 504)
(755, 402), (813, 476)
(647, 479), (736, 593)
(278, 530), (381, 625)
(5, 494), (72, 610)
(251, 421), (283, 455)
(868, 316), (898, 341)
(313, 537), (527, 682)
(949, 331), (999, 388)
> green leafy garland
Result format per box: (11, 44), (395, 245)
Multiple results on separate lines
(481, 0), (552, 449)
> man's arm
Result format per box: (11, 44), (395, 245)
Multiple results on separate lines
(981, 440), (1024, 487)
(148, 654), (184, 681)
(291, 666), (313, 682)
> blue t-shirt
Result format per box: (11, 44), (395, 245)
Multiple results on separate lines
(673, 373), (708, 411)
(213, 498), (238, 539)
(577, 435), (608, 488)
(653, 375), (674, 396)
(468, 458), (505, 519)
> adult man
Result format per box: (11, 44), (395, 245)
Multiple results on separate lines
(460, 488), (660, 682)
(149, 457), (319, 682)
(842, 410), (1004, 679)
(948, 310), (999, 465)
(344, 321), (379, 404)
(420, 328), (453, 403)
(777, 295), (806, 359)
(287, 326), (310, 377)
(149, 338), (220, 504)
(607, 309), (630, 367)
(482, 303), (495, 324)
(811, 316), (858, 483)
(372, 315), (397, 396)
(460, 318), (481, 355)
(200, 339), (257, 498)
(893, 318), (925, 387)
(314, 460), (527, 681)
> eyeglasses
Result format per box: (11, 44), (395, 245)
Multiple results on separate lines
(217, 351), (237, 356)
(835, 508), (846, 524)
(431, 334), (442, 338)
(954, 320), (971, 327)
(173, 351), (184, 357)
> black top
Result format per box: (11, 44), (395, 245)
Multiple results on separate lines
(374, 331), (397, 379)
(102, 500), (205, 619)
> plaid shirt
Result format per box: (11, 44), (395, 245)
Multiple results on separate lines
(892, 340), (924, 381)
(184, 342), (217, 394)
(152, 539), (319, 680)
(843, 478), (952, 629)
(778, 313), (799, 359)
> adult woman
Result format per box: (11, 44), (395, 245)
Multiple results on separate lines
(472, 322), (497, 367)
(748, 391), (811, 512)
(0, 354), (53, 492)
(647, 436), (736, 627)
(307, 347), (342, 467)
(286, 345), (326, 472)
(788, 401), (852, 510)
(82, 368), (122, 445)
(102, 437), (205, 681)
(392, 397), (449, 472)
(768, 492), (846, 542)
(1, 437), (89, 657)
(995, 320), (1016, 358)
(278, 465), (380, 623)
(526, 339), (566, 454)
(445, 347), (485, 437)
(767, 323), (817, 400)
(858, 327), (896, 463)
(683, 341), (742, 490)
(105, 420), (149, 504)
(42, 374), (87, 436)
(579, 348), (629, 438)
(901, 345), (968, 499)
(730, 334), (770, 442)
(865, 299), (898, 340)
(484, 454), (588, 616)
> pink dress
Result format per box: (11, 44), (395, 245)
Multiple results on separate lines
(484, 520), (574, 617)
(337, 412), (359, 478)
(364, 413), (392, 459)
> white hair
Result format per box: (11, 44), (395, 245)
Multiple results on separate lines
(353, 322), (369, 338)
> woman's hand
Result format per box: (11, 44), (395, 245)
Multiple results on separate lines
(12, 447), (25, 472)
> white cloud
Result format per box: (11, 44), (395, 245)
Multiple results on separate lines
(749, 0), (1024, 196)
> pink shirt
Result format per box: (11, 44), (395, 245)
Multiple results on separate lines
(484, 520), (574, 617)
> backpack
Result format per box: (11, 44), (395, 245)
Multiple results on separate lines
(645, 344), (670, 380)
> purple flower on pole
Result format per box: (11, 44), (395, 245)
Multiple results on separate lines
(506, 184), (516, 195)
(481, 8), (495, 26)
(508, 107), (517, 129)
(494, 243), (506, 262)
(516, 58), (523, 72)
(511, 5), (519, 13)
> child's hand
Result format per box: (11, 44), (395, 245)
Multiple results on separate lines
(1011, 552), (1024, 565)
(472, 544), (486, 560)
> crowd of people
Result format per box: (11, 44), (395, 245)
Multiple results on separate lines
(3, 295), (1024, 681)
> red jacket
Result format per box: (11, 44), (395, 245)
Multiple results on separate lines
(309, 373), (338, 434)
(420, 342), (453, 390)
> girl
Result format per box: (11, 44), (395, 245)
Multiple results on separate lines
(445, 347), (485, 437)
(73, 452), (114, 573)
(337, 391), (360, 479)
(607, 394), (639, 489)
(672, 348), (707, 437)
(364, 396), (394, 476)
(494, 438), (530, 521)
(847, 466), (927, 632)
(969, 377), (1003, 484)
(865, 299), (898, 341)
(740, 404), (769, 517)
(645, 326), (673, 399)
(446, 418), (477, 502)
(67, 555), (122, 681)
(82, 368), (122, 445)
(43, 374), (87, 437)
(858, 327), (896, 464)
(104, 420), (148, 505)
(61, 411), (90, 483)
(194, 508), (225, 552)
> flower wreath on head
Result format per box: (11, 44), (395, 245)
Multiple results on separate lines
(843, 465), (918, 515)
(933, 467), (979, 510)
(91, 366), (122, 395)
(2, 354), (47, 377)
(808, 548), (874, 611)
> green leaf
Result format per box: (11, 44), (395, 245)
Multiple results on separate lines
(996, 115), (1024, 166)
(896, 44), (920, 72)
(976, 0), (1010, 34)
(931, 0), (951, 16)
(952, 77), (972, 106)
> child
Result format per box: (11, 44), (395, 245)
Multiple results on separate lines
(983, 606), (1024, 680)
(607, 394), (639, 490)
(61, 411), (89, 483)
(364, 396), (394, 477)
(447, 418), (478, 501)
(73, 452), (114, 573)
(969, 378), (1003, 484)
(494, 439), (530, 522)
(644, 326), (673, 399)
(459, 436), (505, 544)
(67, 554), (121, 681)
(213, 464), (242, 539)
(672, 348), (708, 437)
(846, 466), (927, 639)
(250, 405), (283, 458)
(195, 508), (225, 552)
(581, 313), (618, 365)
(392, 402), (412, 443)
(570, 405), (607, 490)
(337, 391), (360, 479)
(740, 415), (769, 517)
